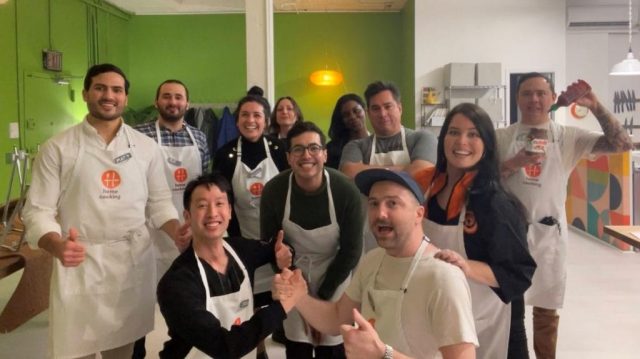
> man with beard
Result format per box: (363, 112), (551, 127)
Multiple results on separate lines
(23, 64), (188, 358)
(260, 121), (363, 358)
(132, 79), (210, 358)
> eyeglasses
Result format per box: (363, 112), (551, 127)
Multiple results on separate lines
(289, 143), (324, 156)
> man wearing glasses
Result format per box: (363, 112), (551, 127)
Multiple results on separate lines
(260, 121), (364, 358)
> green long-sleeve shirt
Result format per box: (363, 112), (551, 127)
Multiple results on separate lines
(260, 167), (363, 300)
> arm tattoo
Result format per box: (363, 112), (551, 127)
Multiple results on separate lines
(591, 104), (633, 153)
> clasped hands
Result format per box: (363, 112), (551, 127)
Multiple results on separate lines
(271, 267), (307, 313)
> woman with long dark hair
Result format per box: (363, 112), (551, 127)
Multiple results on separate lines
(414, 103), (536, 359)
(326, 93), (368, 169)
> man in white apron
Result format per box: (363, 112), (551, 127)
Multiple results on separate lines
(260, 122), (364, 358)
(274, 169), (478, 358)
(133, 79), (209, 358)
(339, 81), (437, 252)
(23, 64), (186, 359)
(157, 173), (297, 359)
(496, 73), (632, 359)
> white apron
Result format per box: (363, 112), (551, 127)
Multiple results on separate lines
(51, 124), (155, 358)
(424, 208), (511, 359)
(362, 127), (412, 253)
(503, 122), (567, 309)
(282, 171), (348, 346)
(361, 239), (428, 357)
(151, 121), (202, 279)
(231, 136), (280, 293)
(186, 241), (256, 359)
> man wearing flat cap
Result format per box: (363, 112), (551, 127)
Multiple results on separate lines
(273, 169), (478, 359)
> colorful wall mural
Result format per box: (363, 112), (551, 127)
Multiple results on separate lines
(566, 152), (632, 250)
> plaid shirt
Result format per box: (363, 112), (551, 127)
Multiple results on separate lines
(133, 120), (210, 173)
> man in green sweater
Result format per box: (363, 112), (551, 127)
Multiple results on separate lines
(260, 121), (364, 359)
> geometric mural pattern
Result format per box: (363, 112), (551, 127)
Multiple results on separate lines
(566, 152), (632, 250)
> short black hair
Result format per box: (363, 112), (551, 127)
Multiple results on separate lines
(516, 72), (555, 95)
(364, 81), (401, 108)
(84, 63), (130, 94)
(286, 121), (326, 149)
(183, 172), (233, 211)
(155, 79), (189, 101)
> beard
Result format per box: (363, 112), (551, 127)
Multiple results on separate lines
(158, 106), (186, 122)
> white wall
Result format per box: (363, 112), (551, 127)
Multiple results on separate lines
(414, 0), (567, 128)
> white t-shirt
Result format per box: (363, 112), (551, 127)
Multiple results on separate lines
(345, 248), (478, 358)
(495, 122), (601, 174)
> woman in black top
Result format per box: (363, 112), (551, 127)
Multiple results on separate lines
(213, 89), (289, 238)
(325, 94), (368, 169)
(414, 103), (536, 359)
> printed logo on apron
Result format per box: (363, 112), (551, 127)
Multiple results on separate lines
(174, 167), (188, 183)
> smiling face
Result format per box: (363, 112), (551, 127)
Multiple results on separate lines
(184, 184), (231, 242)
(237, 101), (266, 142)
(275, 98), (297, 129)
(155, 82), (189, 123)
(287, 131), (327, 191)
(367, 181), (424, 257)
(516, 76), (557, 125)
(82, 71), (128, 122)
(443, 113), (485, 173)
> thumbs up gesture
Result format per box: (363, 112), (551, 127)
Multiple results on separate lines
(56, 227), (86, 267)
(274, 230), (292, 270)
(340, 308), (386, 359)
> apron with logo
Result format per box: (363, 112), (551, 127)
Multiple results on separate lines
(151, 121), (202, 279)
(361, 127), (412, 253)
(424, 208), (511, 359)
(281, 171), (348, 345)
(186, 241), (256, 359)
(51, 123), (155, 358)
(361, 239), (428, 357)
(504, 122), (567, 309)
(232, 136), (280, 293)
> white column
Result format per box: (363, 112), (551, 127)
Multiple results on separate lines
(245, 0), (275, 105)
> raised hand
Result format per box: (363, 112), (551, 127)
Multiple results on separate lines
(55, 227), (85, 267)
(274, 230), (292, 269)
(340, 308), (385, 359)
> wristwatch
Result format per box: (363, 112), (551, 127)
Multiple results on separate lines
(382, 344), (393, 359)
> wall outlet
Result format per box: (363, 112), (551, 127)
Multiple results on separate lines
(9, 122), (19, 139)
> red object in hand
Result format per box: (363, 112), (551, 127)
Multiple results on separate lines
(550, 79), (592, 112)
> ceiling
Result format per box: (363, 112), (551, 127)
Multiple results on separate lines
(105, 0), (408, 15)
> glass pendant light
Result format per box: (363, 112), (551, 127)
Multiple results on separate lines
(610, 0), (640, 76)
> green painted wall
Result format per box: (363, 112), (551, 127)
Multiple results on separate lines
(0, 0), (129, 199)
(0, 0), (20, 198)
(401, 0), (415, 128)
(0, 4), (413, 200)
(273, 12), (405, 133)
(127, 14), (247, 110)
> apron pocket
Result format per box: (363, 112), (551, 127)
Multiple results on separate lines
(62, 238), (142, 295)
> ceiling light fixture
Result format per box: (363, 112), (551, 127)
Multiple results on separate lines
(309, 68), (343, 86)
(610, 0), (640, 76)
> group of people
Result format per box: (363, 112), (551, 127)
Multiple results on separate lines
(21, 62), (631, 359)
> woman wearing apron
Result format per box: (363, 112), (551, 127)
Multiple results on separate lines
(414, 103), (536, 359)
(213, 92), (288, 299)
